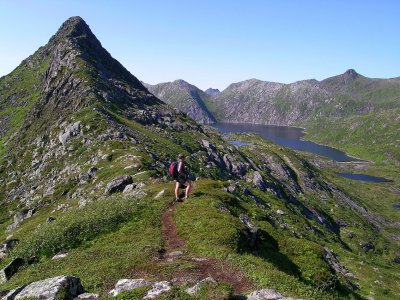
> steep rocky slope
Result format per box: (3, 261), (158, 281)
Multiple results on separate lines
(0, 17), (398, 299)
(144, 80), (215, 124)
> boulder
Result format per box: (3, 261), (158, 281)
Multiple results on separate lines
(154, 189), (166, 199)
(362, 242), (374, 253)
(252, 171), (267, 191)
(12, 275), (83, 300)
(59, 121), (81, 145)
(144, 281), (171, 299)
(108, 279), (171, 298)
(87, 167), (98, 178)
(132, 190), (147, 199)
(0, 258), (25, 283)
(239, 215), (258, 249)
(52, 252), (69, 260)
(226, 182), (239, 193)
(336, 219), (348, 227)
(122, 184), (137, 194)
(2, 286), (26, 300)
(105, 175), (133, 194)
(247, 289), (287, 300)
(108, 279), (151, 297)
(74, 293), (100, 300)
(167, 251), (183, 258)
(136, 182), (147, 189)
(186, 277), (217, 295)
(323, 247), (348, 276)
(6, 209), (36, 232)
(276, 210), (286, 215)
(0, 239), (19, 256)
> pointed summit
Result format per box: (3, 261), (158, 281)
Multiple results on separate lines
(342, 69), (359, 83)
(47, 16), (102, 54)
(56, 16), (91, 38)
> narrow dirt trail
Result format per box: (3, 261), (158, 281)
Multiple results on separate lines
(160, 201), (254, 294)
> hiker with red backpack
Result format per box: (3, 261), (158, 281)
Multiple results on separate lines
(169, 154), (193, 201)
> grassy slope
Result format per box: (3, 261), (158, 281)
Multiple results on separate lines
(300, 109), (400, 299)
(1, 113), (399, 299)
(303, 109), (400, 165)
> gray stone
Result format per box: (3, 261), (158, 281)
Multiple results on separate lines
(74, 293), (100, 300)
(122, 184), (136, 194)
(136, 182), (147, 189)
(108, 279), (151, 296)
(52, 252), (69, 260)
(167, 251), (183, 258)
(323, 247), (348, 276)
(247, 289), (287, 300)
(186, 277), (217, 295)
(87, 167), (98, 178)
(276, 210), (286, 215)
(154, 189), (166, 199)
(227, 182), (239, 193)
(0, 239), (19, 254)
(13, 275), (83, 300)
(252, 171), (267, 191)
(0, 258), (25, 283)
(144, 281), (171, 299)
(132, 190), (147, 199)
(2, 286), (26, 300)
(239, 215), (258, 248)
(105, 175), (133, 194)
(59, 121), (81, 145)
(362, 242), (374, 253)
(6, 209), (36, 232)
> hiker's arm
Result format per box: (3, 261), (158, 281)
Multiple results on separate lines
(178, 161), (183, 173)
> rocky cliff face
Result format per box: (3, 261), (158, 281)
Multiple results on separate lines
(144, 80), (216, 124)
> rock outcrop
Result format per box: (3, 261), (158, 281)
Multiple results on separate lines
(108, 278), (171, 298)
(2, 275), (83, 300)
(105, 175), (133, 194)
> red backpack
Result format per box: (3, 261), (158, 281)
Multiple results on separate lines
(169, 161), (178, 178)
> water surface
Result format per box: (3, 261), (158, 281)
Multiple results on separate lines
(336, 173), (393, 182)
(213, 122), (360, 162)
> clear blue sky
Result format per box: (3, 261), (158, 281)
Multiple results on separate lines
(0, 0), (399, 90)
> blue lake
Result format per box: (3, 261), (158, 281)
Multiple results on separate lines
(336, 173), (393, 183)
(213, 122), (361, 162)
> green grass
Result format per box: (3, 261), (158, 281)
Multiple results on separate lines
(1, 184), (172, 294)
(303, 109), (400, 164)
(174, 180), (361, 299)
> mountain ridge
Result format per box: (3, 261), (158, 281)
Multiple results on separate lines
(148, 69), (400, 126)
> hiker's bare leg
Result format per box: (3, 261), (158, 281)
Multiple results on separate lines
(175, 182), (180, 199)
(185, 182), (193, 198)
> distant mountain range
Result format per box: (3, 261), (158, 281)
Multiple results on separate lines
(147, 70), (400, 126)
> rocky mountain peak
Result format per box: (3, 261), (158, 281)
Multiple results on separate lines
(342, 68), (359, 83)
(173, 79), (193, 89)
(48, 16), (97, 47)
(204, 88), (220, 96)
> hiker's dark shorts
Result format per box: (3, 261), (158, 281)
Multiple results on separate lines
(177, 178), (188, 189)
